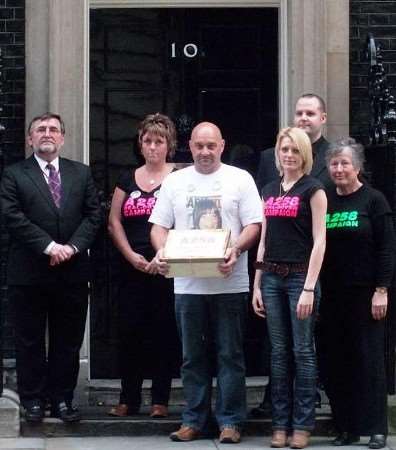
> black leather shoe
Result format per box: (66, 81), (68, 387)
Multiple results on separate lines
(250, 400), (271, 418)
(368, 435), (386, 449)
(332, 432), (360, 446)
(24, 403), (44, 423)
(51, 401), (81, 422)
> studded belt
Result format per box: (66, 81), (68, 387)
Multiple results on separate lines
(254, 261), (308, 277)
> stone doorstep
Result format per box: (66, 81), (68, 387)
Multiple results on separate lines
(20, 405), (334, 438)
(88, 377), (270, 407)
(16, 379), (396, 438)
(0, 388), (20, 438)
(20, 403), (396, 438)
(19, 377), (337, 438)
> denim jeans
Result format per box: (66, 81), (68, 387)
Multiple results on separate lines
(261, 271), (318, 431)
(175, 293), (247, 431)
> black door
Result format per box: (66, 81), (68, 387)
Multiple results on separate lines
(89, 7), (278, 378)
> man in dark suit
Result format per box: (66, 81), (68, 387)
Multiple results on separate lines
(0, 113), (101, 423)
(253, 93), (331, 417)
(256, 93), (332, 192)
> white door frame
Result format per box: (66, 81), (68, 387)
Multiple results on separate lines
(85, 0), (287, 381)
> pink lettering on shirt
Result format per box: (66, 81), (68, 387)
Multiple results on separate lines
(264, 196), (300, 218)
(123, 196), (157, 217)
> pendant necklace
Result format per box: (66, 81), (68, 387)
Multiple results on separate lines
(146, 168), (161, 186)
(146, 165), (169, 186)
(279, 177), (299, 199)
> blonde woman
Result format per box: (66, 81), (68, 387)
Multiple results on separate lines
(253, 127), (327, 449)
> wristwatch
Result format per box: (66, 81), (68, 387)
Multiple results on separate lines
(376, 287), (388, 294)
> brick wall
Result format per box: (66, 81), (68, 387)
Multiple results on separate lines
(350, 1), (396, 144)
(0, 0), (25, 365)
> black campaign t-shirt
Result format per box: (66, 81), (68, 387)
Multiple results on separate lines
(262, 174), (323, 264)
(322, 183), (395, 287)
(116, 170), (160, 260)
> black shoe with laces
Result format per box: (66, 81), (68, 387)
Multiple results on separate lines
(24, 403), (44, 423)
(51, 401), (81, 422)
(332, 432), (360, 446)
(368, 435), (386, 449)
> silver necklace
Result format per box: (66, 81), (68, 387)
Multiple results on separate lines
(279, 176), (300, 198)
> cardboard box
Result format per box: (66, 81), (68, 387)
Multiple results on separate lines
(162, 229), (231, 278)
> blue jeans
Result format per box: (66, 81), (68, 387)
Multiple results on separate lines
(175, 293), (247, 431)
(261, 272), (318, 431)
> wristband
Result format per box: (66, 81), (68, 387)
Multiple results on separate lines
(303, 288), (314, 293)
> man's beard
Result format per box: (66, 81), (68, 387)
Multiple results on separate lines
(33, 145), (58, 160)
(36, 144), (56, 154)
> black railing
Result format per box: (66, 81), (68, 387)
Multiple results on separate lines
(366, 33), (396, 147)
(0, 46), (5, 396)
(366, 34), (396, 394)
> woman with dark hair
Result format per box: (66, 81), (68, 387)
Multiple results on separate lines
(192, 198), (222, 230)
(321, 138), (395, 449)
(252, 127), (327, 449)
(107, 113), (178, 418)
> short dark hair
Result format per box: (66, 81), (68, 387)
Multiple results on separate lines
(298, 93), (327, 113)
(138, 113), (177, 159)
(28, 112), (65, 135)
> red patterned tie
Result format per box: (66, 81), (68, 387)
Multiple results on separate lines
(47, 163), (61, 208)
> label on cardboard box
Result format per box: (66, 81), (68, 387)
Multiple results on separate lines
(162, 229), (231, 277)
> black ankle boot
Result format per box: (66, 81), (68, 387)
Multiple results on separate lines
(332, 432), (360, 446)
(368, 435), (386, 449)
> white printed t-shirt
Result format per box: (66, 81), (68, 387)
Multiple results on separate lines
(149, 163), (262, 294)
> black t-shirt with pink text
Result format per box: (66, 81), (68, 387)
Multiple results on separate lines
(116, 170), (160, 260)
(262, 174), (323, 264)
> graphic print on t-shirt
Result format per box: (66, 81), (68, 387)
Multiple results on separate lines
(264, 195), (300, 218)
(186, 195), (222, 230)
(326, 210), (359, 228)
(122, 190), (159, 217)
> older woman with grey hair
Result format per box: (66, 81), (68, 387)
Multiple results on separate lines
(320, 138), (395, 449)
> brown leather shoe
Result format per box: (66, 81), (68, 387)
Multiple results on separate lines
(170, 425), (202, 442)
(290, 430), (310, 449)
(271, 430), (288, 448)
(150, 404), (168, 418)
(219, 427), (241, 444)
(108, 404), (139, 417)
